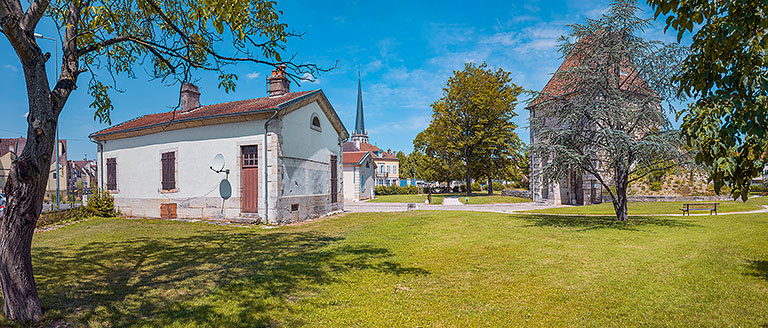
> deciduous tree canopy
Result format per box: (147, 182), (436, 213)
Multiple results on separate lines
(648, 0), (768, 200)
(415, 62), (523, 196)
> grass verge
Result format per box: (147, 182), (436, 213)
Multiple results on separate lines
(525, 198), (766, 215)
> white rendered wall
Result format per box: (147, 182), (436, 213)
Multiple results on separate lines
(98, 119), (270, 217)
(280, 101), (343, 199)
(343, 165), (356, 201)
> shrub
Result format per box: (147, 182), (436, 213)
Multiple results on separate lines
(452, 185), (467, 193)
(86, 189), (119, 217)
(492, 182), (504, 192)
(471, 182), (483, 192)
(374, 185), (419, 195)
(37, 206), (92, 228)
(751, 184), (768, 194)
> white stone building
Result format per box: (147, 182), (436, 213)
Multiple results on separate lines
(342, 151), (376, 202)
(89, 66), (349, 224)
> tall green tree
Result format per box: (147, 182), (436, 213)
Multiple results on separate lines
(647, 0), (768, 200)
(531, 0), (687, 221)
(0, 0), (322, 321)
(415, 62), (523, 196)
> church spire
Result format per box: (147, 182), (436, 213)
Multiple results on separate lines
(355, 72), (365, 135)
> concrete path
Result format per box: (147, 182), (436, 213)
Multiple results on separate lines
(442, 196), (463, 206)
(512, 205), (768, 217)
(346, 201), (768, 217)
(344, 200), (565, 214)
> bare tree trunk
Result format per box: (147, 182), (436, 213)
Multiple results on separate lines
(464, 146), (472, 196)
(487, 177), (493, 195)
(612, 169), (629, 221)
(0, 59), (57, 321)
(465, 164), (472, 197)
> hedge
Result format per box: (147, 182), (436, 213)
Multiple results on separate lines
(36, 189), (119, 228)
(374, 185), (420, 195)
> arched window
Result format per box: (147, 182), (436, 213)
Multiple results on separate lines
(310, 113), (322, 131)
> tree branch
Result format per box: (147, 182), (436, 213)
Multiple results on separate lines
(19, 0), (49, 32)
(76, 35), (132, 56)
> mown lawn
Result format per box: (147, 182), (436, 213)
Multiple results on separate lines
(6, 211), (768, 327)
(525, 197), (767, 215)
(368, 192), (531, 205)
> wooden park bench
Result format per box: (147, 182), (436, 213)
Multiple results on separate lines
(680, 202), (719, 216)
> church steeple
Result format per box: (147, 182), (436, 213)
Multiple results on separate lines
(351, 72), (369, 144)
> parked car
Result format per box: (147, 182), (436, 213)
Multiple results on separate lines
(0, 193), (5, 218)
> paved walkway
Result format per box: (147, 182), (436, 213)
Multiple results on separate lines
(345, 201), (768, 217)
(442, 196), (463, 206)
(512, 206), (768, 217)
(344, 200), (565, 214)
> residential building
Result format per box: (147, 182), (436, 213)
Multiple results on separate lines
(89, 66), (349, 224)
(68, 158), (97, 193)
(342, 75), (400, 187)
(0, 138), (68, 198)
(342, 151), (376, 201)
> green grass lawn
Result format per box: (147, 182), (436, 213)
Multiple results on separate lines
(367, 192), (530, 205)
(525, 197), (767, 215)
(366, 194), (434, 204)
(8, 211), (768, 327)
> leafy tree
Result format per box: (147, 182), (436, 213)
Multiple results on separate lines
(647, 0), (768, 200)
(415, 62), (523, 196)
(531, 0), (687, 221)
(0, 0), (323, 321)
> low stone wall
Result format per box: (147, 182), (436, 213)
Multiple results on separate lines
(501, 189), (532, 199)
(624, 195), (733, 202)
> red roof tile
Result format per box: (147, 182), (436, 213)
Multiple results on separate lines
(343, 141), (381, 153)
(343, 151), (374, 165)
(528, 36), (652, 108)
(91, 90), (318, 138)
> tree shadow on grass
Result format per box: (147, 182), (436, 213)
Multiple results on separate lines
(26, 228), (429, 327)
(746, 260), (768, 281)
(516, 214), (698, 231)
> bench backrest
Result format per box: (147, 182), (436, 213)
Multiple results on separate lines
(683, 203), (719, 209)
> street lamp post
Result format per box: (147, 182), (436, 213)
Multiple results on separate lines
(34, 33), (60, 210)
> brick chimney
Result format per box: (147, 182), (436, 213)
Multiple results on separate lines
(267, 65), (290, 97)
(180, 83), (200, 113)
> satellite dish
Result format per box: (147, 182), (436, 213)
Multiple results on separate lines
(219, 179), (232, 200)
(212, 154), (225, 171)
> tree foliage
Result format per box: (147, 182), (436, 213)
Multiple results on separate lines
(647, 0), (768, 201)
(531, 0), (687, 221)
(415, 62), (523, 195)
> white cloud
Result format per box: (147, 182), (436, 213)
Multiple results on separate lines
(585, 6), (610, 18)
(3, 65), (18, 73)
(23, 112), (28, 118)
(302, 72), (319, 84)
(245, 72), (261, 80)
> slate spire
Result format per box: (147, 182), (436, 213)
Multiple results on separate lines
(355, 72), (365, 135)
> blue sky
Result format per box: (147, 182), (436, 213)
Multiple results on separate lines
(0, 0), (682, 160)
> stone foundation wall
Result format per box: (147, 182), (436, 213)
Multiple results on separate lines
(501, 189), (532, 199)
(115, 196), (241, 219)
(275, 194), (342, 225)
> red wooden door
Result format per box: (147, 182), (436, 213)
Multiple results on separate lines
(241, 146), (259, 213)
